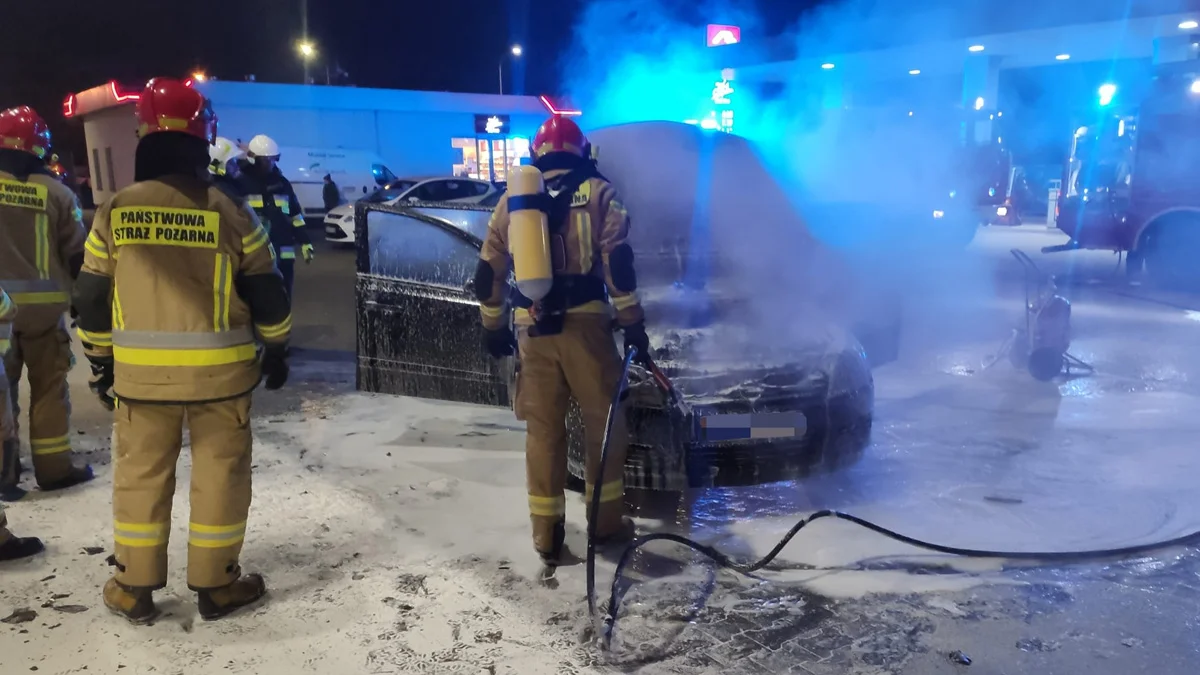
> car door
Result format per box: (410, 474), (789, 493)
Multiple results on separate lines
(354, 202), (512, 406)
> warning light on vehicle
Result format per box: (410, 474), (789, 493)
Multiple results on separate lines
(997, 206), (1009, 217)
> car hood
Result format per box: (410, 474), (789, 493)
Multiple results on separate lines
(326, 203), (355, 219)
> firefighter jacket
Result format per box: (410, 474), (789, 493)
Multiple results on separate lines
(477, 170), (644, 332)
(0, 286), (14, 355)
(0, 169), (86, 332)
(71, 174), (293, 404)
(232, 161), (311, 261)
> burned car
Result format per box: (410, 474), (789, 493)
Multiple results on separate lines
(354, 121), (900, 490)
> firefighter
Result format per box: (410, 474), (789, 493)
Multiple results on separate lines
(0, 285), (45, 561)
(0, 105), (94, 491)
(233, 134), (313, 299)
(475, 115), (650, 566)
(72, 78), (292, 623)
(208, 136), (245, 191)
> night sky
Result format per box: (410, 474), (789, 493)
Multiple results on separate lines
(0, 1), (815, 153)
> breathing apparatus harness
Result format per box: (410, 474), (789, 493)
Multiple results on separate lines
(586, 349), (1200, 650)
(510, 154), (610, 337)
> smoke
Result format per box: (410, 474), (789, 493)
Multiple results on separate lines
(558, 0), (1193, 367)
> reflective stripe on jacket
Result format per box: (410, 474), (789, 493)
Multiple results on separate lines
(73, 174), (291, 403)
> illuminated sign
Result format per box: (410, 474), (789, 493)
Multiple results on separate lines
(706, 24), (741, 47)
(712, 79), (734, 105)
(474, 114), (510, 134)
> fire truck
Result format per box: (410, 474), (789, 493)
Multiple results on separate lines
(1050, 51), (1200, 284)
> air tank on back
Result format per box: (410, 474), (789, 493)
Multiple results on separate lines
(506, 164), (553, 302)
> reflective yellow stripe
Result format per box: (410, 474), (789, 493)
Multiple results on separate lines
(85, 230), (109, 259)
(273, 195), (290, 215)
(213, 254), (232, 332)
(30, 435), (70, 456)
(291, 215), (305, 228)
(279, 248), (296, 260)
(241, 227), (269, 256)
(10, 291), (68, 304)
(575, 212), (593, 274)
(479, 304), (504, 318)
(528, 494), (566, 518)
(585, 480), (624, 504)
(112, 286), (125, 330)
(256, 314), (292, 340)
(247, 195), (264, 208)
(188, 521), (247, 548)
(612, 292), (640, 311)
(35, 213), (50, 279)
(76, 327), (113, 347)
(114, 521), (169, 548)
(113, 343), (258, 367)
(0, 292), (12, 317)
(0, 339), (9, 353)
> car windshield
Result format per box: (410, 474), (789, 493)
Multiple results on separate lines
(362, 180), (418, 204)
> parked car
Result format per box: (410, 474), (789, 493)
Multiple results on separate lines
(353, 122), (902, 491)
(325, 176), (499, 245)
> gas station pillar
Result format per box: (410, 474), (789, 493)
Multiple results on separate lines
(962, 54), (1003, 144)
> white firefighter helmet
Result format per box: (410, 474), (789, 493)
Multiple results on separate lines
(247, 134), (280, 158)
(208, 137), (244, 175)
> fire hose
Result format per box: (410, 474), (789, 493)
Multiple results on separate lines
(586, 349), (1200, 649)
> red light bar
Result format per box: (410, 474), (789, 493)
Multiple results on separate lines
(539, 95), (581, 117)
(110, 81), (140, 103)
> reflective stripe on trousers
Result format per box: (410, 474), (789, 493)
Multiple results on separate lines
(0, 279), (68, 305)
(112, 327), (256, 367)
(278, 246), (296, 260)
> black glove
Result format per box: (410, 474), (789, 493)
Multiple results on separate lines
(482, 326), (517, 360)
(86, 354), (115, 410)
(261, 344), (290, 390)
(622, 321), (651, 364)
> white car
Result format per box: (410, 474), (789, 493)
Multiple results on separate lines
(324, 176), (499, 245)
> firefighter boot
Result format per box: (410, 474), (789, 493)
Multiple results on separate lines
(538, 520), (568, 568)
(0, 535), (44, 561)
(196, 573), (267, 621)
(38, 464), (95, 492)
(593, 516), (636, 549)
(103, 577), (160, 625)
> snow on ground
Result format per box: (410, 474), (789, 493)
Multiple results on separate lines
(5, 226), (1200, 674)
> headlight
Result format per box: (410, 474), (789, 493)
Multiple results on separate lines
(996, 206), (1009, 217)
(932, 210), (945, 219)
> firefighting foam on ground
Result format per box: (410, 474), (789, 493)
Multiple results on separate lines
(4, 0), (1200, 672)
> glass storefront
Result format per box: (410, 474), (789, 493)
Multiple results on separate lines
(452, 137), (530, 182)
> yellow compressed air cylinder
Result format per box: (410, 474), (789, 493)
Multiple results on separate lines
(507, 165), (553, 302)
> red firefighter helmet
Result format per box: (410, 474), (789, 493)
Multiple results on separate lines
(0, 106), (51, 159)
(135, 78), (217, 143)
(531, 116), (587, 159)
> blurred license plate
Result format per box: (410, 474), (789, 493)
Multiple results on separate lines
(699, 412), (807, 443)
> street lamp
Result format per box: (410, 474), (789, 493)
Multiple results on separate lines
(500, 45), (522, 95)
(297, 40), (316, 60)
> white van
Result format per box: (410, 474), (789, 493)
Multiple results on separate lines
(275, 147), (397, 216)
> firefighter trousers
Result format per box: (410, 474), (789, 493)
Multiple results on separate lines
(112, 395), (254, 590)
(516, 315), (628, 555)
(278, 258), (295, 300)
(4, 320), (75, 485)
